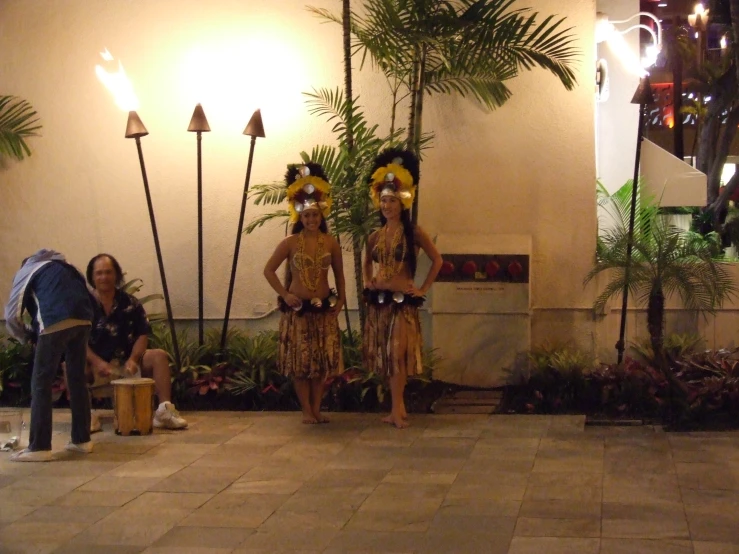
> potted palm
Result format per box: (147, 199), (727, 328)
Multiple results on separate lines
(587, 180), (737, 421)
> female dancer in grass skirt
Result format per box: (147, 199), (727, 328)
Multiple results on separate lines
(264, 163), (345, 424)
(363, 149), (443, 428)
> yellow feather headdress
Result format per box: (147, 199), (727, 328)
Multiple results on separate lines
(285, 163), (332, 223)
(368, 149), (419, 211)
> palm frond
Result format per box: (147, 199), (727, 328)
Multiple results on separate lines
(248, 181), (286, 205)
(0, 95), (41, 162)
(244, 210), (290, 235)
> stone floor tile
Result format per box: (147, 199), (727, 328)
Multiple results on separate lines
(301, 468), (387, 490)
(603, 473), (682, 504)
(10, 411), (739, 554)
(323, 530), (424, 553)
(524, 472), (602, 502)
(148, 466), (247, 494)
(507, 536), (600, 554)
(694, 542), (739, 553)
(261, 505), (353, 531)
(270, 441), (347, 461)
(231, 529), (337, 552)
(358, 483), (448, 512)
(5, 475), (94, 491)
(177, 492), (290, 528)
(78, 476), (165, 493)
(438, 497), (521, 517)
(682, 487), (739, 513)
(227, 478), (303, 495)
(20, 505), (115, 525)
(602, 513), (689, 539)
(420, 515), (514, 554)
(676, 462), (739, 491)
(51, 490), (142, 507)
(65, 513), (189, 547)
(0, 543), (60, 554)
(687, 513), (739, 543)
(107, 462), (186, 480)
(1, 485), (71, 507)
(236, 460), (325, 482)
(345, 508), (437, 533)
(532, 457), (604, 473)
(514, 517), (600, 537)
(447, 481), (527, 502)
(519, 499), (601, 519)
(420, 426), (483, 439)
(380, 468), (457, 485)
(470, 438), (540, 457)
(462, 456), (536, 473)
(453, 470), (529, 487)
(52, 545), (145, 554)
(151, 526), (253, 548)
(390, 455), (467, 472)
(143, 546), (233, 554)
(0, 522), (89, 545)
(599, 539), (693, 554)
(278, 489), (371, 513)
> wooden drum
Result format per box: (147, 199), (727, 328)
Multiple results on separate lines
(111, 378), (155, 436)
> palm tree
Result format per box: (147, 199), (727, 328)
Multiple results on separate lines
(586, 181), (736, 410)
(309, 0), (579, 221)
(0, 96), (41, 163)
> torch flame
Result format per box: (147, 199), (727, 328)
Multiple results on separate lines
(95, 49), (140, 111)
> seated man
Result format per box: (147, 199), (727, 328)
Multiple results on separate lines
(86, 253), (187, 430)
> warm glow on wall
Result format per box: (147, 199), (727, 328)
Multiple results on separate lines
(178, 33), (308, 133)
(95, 49), (140, 111)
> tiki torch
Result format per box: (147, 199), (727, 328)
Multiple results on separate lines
(188, 104), (211, 346)
(616, 75), (655, 363)
(220, 109), (265, 350)
(96, 50), (182, 370)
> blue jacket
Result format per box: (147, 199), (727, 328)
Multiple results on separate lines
(4, 249), (93, 342)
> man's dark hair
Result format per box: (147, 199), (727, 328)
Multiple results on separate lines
(86, 253), (124, 288)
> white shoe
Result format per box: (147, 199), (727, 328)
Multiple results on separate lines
(90, 413), (102, 434)
(65, 441), (93, 454)
(153, 402), (188, 430)
(10, 448), (53, 462)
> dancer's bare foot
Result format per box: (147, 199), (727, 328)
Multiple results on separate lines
(381, 414), (409, 429)
(302, 413), (318, 424)
(313, 411), (330, 423)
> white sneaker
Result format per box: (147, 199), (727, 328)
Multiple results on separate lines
(153, 402), (188, 430)
(10, 448), (53, 462)
(90, 413), (102, 434)
(65, 441), (93, 454)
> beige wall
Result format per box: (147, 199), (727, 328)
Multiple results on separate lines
(10, 0), (722, 365)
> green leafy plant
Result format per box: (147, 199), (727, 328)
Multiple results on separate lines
(588, 180), (737, 420)
(0, 336), (33, 404)
(0, 95), (41, 163)
(503, 342), (595, 413)
(149, 324), (209, 402)
(630, 333), (704, 366)
(311, 0), (579, 220)
(588, 180), (735, 363)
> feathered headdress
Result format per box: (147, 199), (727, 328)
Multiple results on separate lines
(284, 162), (332, 223)
(368, 148), (419, 211)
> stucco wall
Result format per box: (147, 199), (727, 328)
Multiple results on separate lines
(14, 0), (721, 367)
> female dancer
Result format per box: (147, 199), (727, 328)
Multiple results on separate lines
(363, 149), (443, 428)
(264, 163), (345, 423)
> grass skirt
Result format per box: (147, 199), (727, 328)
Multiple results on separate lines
(278, 310), (342, 379)
(363, 303), (423, 377)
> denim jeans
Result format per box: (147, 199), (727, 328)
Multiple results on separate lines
(29, 325), (91, 451)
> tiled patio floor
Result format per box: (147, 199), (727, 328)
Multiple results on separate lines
(2, 410), (739, 553)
